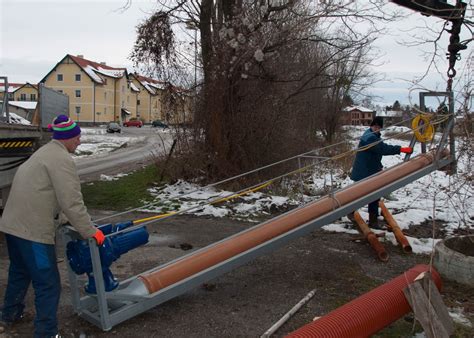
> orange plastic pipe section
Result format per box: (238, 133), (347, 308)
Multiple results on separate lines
(380, 201), (413, 253)
(286, 265), (442, 338)
(353, 211), (388, 262)
(139, 151), (445, 293)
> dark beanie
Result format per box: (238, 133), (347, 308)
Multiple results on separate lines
(48, 115), (81, 140)
(370, 116), (384, 128)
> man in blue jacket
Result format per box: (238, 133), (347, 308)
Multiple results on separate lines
(349, 117), (413, 228)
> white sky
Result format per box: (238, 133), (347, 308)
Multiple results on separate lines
(1, 0), (472, 107)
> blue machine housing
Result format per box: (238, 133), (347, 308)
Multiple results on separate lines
(66, 221), (149, 294)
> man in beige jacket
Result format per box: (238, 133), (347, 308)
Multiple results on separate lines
(0, 115), (105, 338)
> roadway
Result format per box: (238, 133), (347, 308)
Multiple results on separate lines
(76, 126), (174, 181)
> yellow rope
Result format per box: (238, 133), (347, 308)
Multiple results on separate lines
(210, 180), (273, 204)
(133, 181), (274, 224)
(133, 212), (176, 224)
(412, 114), (435, 142)
(132, 113), (453, 225)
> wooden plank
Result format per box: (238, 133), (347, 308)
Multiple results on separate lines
(422, 275), (454, 335)
(403, 282), (450, 338)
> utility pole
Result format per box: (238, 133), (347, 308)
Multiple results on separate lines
(186, 20), (198, 88)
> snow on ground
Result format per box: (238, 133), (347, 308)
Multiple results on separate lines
(81, 125), (473, 254)
(139, 180), (294, 221)
(74, 127), (146, 158)
(100, 173), (130, 181)
(1, 111), (31, 125)
(449, 307), (473, 328)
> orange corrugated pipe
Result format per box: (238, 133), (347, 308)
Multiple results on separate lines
(353, 211), (388, 262)
(138, 151), (447, 294)
(379, 200), (412, 253)
(286, 265), (442, 338)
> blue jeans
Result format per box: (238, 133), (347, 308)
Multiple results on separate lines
(2, 234), (60, 338)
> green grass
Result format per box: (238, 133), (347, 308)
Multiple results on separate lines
(81, 165), (161, 211)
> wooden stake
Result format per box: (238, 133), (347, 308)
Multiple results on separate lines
(403, 273), (454, 338)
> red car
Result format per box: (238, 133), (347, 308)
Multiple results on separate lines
(123, 119), (143, 128)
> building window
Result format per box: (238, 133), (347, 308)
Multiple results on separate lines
(30, 93), (36, 101)
(58, 90), (63, 94)
(75, 106), (81, 114)
(75, 74), (81, 82)
(20, 93), (26, 101)
(104, 92), (107, 100)
(137, 99), (140, 105)
(8, 93), (13, 100)
(75, 90), (81, 98)
(57, 74), (63, 81)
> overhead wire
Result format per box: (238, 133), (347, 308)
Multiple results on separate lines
(94, 114), (417, 223)
(98, 112), (452, 229)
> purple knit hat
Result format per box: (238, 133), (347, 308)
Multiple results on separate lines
(48, 115), (81, 140)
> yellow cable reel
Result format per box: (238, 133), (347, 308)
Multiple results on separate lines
(412, 114), (435, 143)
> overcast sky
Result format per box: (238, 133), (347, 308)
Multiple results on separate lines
(1, 0), (471, 108)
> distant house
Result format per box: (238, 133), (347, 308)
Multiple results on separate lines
(40, 54), (133, 124)
(0, 83), (25, 101)
(377, 110), (404, 127)
(130, 73), (193, 124)
(129, 73), (166, 123)
(12, 83), (38, 101)
(163, 85), (194, 125)
(0, 83), (38, 122)
(342, 105), (375, 126)
(39, 54), (193, 125)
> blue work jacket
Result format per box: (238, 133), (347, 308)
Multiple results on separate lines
(351, 128), (401, 181)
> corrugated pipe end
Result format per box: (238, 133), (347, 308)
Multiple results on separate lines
(287, 265), (441, 338)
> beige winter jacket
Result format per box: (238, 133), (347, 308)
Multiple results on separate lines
(0, 139), (97, 244)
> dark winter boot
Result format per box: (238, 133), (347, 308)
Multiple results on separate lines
(368, 213), (381, 229)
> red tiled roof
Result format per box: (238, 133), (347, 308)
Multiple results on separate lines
(131, 73), (167, 94)
(5, 83), (24, 88)
(133, 73), (166, 86)
(69, 55), (127, 73)
(68, 54), (127, 84)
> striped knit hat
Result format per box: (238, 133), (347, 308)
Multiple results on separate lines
(48, 115), (81, 140)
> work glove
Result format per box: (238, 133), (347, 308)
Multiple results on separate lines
(400, 147), (413, 154)
(92, 229), (106, 246)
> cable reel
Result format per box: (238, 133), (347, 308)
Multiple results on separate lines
(412, 114), (435, 143)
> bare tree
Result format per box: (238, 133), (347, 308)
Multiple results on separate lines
(131, 0), (398, 180)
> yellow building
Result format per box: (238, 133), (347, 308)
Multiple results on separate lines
(130, 73), (194, 124)
(40, 54), (137, 124)
(39, 54), (193, 125)
(0, 83), (27, 101)
(129, 73), (165, 123)
(168, 86), (194, 125)
(13, 83), (38, 101)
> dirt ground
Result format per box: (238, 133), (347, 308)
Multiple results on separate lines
(1, 210), (473, 337)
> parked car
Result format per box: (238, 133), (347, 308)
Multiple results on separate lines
(106, 122), (121, 133)
(151, 120), (169, 129)
(123, 119), (143, 127)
